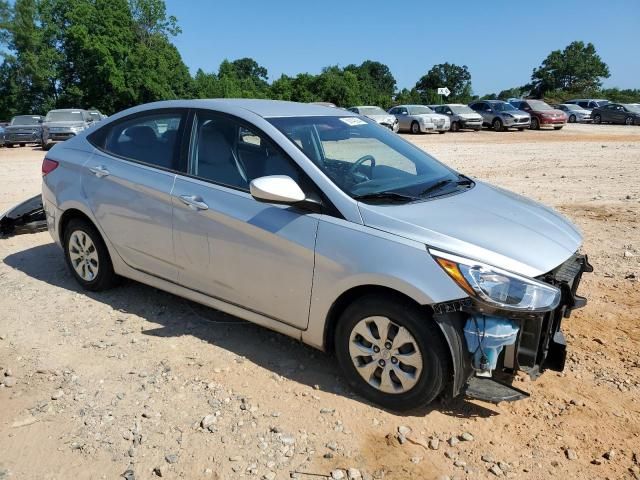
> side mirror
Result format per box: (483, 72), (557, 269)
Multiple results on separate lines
(250, 175), (306, 205)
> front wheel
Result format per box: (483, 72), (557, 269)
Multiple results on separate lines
(410, 121), (421, 134)
(625, 117), (634, 126)
(450, 121), (460, 132)
(6, 143), (14, 148)
(569, 114), (576, 123)
(594, 114), (601, 124)
(63, 218), (119, 291)
(530, 117), (540, 130)
(492, 118), (504, 132)
(334, 295), (449, 411)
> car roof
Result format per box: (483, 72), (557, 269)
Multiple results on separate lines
(352, 105), (384, 109)
(118, 99), (356, 119)
(47, 108), (88, 113)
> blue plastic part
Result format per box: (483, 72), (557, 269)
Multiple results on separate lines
(464, 315), (519, 373)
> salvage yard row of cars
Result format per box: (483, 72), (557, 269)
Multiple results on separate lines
(348, 97), (640, 134)
(0, 108), (106, 149)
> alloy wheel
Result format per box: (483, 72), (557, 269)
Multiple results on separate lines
(348, 316), (423, 394)
(68, 230), (100, 281)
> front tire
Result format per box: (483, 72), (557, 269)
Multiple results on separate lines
(569, 114), (576, 123)
(6, 143), (14, 148)
(531, 117), (540, 130)
(492, 118), (504, 132)
(410, 121), (421, 134)
(63, 218), (118, 291)
(594, 114), (601, 124)
(625, 117), (634, 126)
(334, 295), (450, 411)
(450, 121), (460, 132)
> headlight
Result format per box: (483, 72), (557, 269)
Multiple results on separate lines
(70, 126), (85, 133)
(503, 113), (514, 119)
(430, 250), (561, 312)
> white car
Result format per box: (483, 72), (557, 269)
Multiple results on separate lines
(388, 105), (450, 134)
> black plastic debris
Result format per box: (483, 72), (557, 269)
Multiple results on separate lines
(0, 194), (47, 237)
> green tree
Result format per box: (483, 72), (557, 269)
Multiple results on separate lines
(530, 41), (609, 96)
(344, 60), (396, 107)
(415, 63), (473, 104)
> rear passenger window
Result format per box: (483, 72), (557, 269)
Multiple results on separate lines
(102, 113), (183, 170)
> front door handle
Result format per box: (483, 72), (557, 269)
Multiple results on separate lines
(89, 165), (110, 178)
(179, 195), (209, 211)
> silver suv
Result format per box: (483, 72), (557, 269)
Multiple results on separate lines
(41, 99), (590, 410)
(469, 100), (531, 131)
(42, 109), (95, 150)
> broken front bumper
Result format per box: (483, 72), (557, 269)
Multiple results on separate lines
(0, 194), (47, 237)
(435, 253), (592, 403)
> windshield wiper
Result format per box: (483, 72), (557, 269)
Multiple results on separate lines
(419, 175), (474, 198)
(352, 191), (418, 203)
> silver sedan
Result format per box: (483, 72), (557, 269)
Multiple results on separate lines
(40, 99), (590, 410)
(348, 106), (399, 132)
(554, 104), (592, 123)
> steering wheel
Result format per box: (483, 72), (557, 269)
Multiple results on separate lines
(348, 155), (376, 183)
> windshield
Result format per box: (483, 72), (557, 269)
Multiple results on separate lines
(491, 102), (517, 112)
(45, 111), (84, 122)
(408, 106), (434, 115)
(89, 112), (102, 120)
(359, 107), (388, 116)
(268, 116), (460, 201)
(595, 100), (609, 107)
(527, 100), (553, 111)
(10, 115), (41, 126)
(449, 105), (476, 114)
(624, 104), (640, 113)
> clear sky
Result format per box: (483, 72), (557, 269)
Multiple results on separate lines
(165, 0), (639, 96)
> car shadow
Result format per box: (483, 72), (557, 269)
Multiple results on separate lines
(3, 241), (499, 419)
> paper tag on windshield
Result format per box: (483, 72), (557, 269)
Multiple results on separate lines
(339, 117), (367, 126)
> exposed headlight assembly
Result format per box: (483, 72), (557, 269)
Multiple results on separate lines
(430, 249), (561, 312)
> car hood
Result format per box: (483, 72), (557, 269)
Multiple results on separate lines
(357, 181), (582, 277)
(535, 108), (565, 116)
(43, 121), (87, 128)
(367, 114), (396, 124)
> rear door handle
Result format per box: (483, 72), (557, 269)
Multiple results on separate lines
(179, 195), (209, 211)
(89, 165), (110, 178)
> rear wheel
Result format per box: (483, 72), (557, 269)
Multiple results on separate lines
(63, 218), (118, 291)
(335, 295), (450, 411)
(568, 114), (576, 123)
(594, 114), (601, 124)
(410, 121), (421, 134)
(492, 118), (504, 132)
(531, 117), (540, 130)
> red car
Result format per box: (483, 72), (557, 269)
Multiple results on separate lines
(509, 100), (567, 130)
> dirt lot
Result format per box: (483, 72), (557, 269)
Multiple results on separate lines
(0, 124), (639, 480)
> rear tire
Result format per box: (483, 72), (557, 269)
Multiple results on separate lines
(410, 121), (421, 134)
(334, 295), (450, 411)
(594, 114), (601, 124)
(492, 118), (504, 132)
(63, 218), (118, 291)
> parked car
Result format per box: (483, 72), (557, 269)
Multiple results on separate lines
(468, 100), (531, 131)
(430, 104), (483, 132)
(388, 105), (450, 134)
(0, 125), (5, 147)
(88, 110), (107, 122)
(37, 99), (591, 410)
(347, 106), (399, 132)
(3, 115), (44, 147)
(41, 109), (95, 150)
(509, 100), (566, 130)
(553, 104), (592, 123)
(592, 103), (640, 125)
(564, 98), (609, 110)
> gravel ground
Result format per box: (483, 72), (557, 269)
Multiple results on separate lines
(0, 124), (639, 480)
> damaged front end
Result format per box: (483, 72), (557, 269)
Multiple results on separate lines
(431, 251), (592, 403)
(0, 194), (47, 238)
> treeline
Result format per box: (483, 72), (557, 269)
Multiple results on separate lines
(0, 0), (638, 119)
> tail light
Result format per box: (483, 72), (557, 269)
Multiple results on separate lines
(42, 158), (59, 176)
